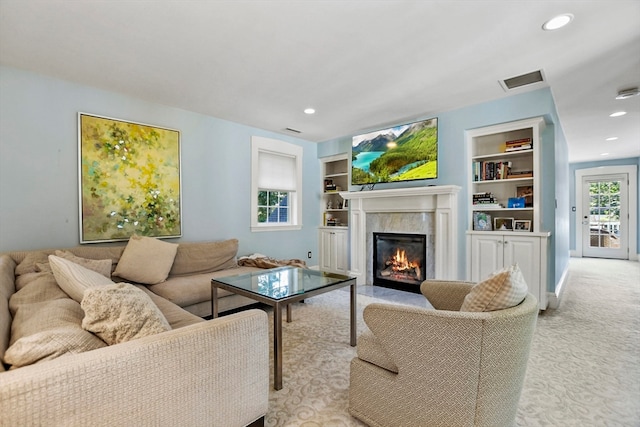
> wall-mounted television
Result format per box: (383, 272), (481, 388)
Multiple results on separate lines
(351, 117), (438, 185)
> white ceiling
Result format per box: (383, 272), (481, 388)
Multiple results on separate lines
(1, 1), (639, 163)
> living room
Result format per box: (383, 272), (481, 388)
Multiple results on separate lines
(1, 1), (639, 426)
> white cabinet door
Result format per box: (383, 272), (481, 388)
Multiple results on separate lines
(319, 228), (348, 274)
(470, 234), (503, 282)
(469, 233), (547, 309)
(319, 229), (334, 271)
(333, 229), (348, 274)
(503, 235), (541, 298)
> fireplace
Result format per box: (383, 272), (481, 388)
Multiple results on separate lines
(373, 232), (427, 293)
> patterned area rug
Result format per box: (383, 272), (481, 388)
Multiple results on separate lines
(266, 258), (640, 426)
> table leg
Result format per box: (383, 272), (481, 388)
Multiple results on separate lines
(274, 303), (283, 390)
(350, 282), (356, 346)
(211, 285), (219, 319)
(286, 303), (292, 323)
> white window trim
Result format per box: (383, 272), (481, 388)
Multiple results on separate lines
(251, 136), (303, 232)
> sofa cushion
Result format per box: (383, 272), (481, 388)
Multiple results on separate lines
(113, 235), (178, 285)
(36, 250), (112, 278)
(0, 255), (17, 371)
(81, 282), (171, 345)
(148, 266), (261, 307)
(49, 255), (114, 303)
(4, 290), (107, 368)
(14, 251), (49, 276)
(459, 264), (528, 312)
(137, 285), (205, 329)
(168, 239), (239, 276)
(4, 324), (108, 369)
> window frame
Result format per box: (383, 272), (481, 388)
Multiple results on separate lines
(251, 136), (303, 232)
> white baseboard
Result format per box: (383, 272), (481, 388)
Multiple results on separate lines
(548, 263), (570, 309)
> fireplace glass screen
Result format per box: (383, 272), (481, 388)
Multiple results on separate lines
(373, 232), (427, 293)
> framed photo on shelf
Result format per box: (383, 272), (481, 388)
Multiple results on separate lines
(514, 220), (531, 232)
(473, 212), (492, 231)
(494, 217), (514, 231)
(516, 185), (534, 207)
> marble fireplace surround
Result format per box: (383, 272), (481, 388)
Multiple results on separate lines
(340, 185), (460, 286)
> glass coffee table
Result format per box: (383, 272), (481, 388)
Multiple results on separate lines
(211, 266), (356, 390)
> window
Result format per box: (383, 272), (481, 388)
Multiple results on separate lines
(251, 136), (303, 231)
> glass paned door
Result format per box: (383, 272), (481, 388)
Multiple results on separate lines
(581, 174), (628, 259)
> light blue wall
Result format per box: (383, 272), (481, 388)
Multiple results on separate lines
(569, 157), (640, 252)
(319, 88), (570, 292)
(0, 66), (320, 262)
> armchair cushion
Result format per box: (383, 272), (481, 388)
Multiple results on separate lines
(460, 263), (528, 312)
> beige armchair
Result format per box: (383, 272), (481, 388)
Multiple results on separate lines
(349, 280), (538, 427)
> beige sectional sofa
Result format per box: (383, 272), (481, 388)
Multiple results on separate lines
(0, 238), (270, 426)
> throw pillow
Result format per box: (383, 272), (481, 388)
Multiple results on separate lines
(4, 326), (108, 369)
(3, 298), (107, 368)
(169, 239), (239, 276)
(54, 250), (112, 278)
(460, 264), (528, 312)
(113, 235), (178, 284)
(49, 255), (114, 303)
(81, 283), (171, 345)
(36, 251), (113, 278)
(14, 251), (50, 276)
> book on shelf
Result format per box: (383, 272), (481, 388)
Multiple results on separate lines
(505, 144), (532, 152)
(472, 192), (503, 208)
(473, 161), (512, 181)
(507, 170), (533, 179)
(503, 137), (532, 152)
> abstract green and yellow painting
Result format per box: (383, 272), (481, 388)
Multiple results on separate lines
(79, 113), (181, 242)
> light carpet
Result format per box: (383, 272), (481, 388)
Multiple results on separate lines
(265, 258), (640, 426)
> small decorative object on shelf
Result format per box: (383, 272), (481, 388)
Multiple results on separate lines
(324, 179), (336, 192)
(516, 185), (534, 207)
(514, 220), (532, 232)
(473, 212), (492, 231)
(507, 197), (525, 208)
(494, 217), (514, 231)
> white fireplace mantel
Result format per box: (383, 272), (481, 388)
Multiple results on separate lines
(340, 185), (461, 285)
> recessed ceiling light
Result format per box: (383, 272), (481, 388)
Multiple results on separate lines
(542, 13), (574, 31)
(600, 153), (610, 156)
(616, 87), (640, 100)
(304, 108), (316, 115)
(610, 111), (627, 117)
(605, 137), (618, 141)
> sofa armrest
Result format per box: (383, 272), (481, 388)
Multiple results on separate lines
(419, 279), (475, 310)
(0, 309), (269, 427)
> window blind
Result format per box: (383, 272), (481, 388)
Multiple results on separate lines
(258, 150), (297, 191)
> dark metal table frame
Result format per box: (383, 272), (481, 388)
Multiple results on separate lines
(211, 268), (356, 390)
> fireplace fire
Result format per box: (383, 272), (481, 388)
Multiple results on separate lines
(373, 232), (427, 293)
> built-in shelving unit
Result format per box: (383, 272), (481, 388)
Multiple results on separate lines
(319, 153), (349, 274)
(465, 117), (550, 310)
(320, 154), (349, 228)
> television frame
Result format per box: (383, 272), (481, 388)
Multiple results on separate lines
(351, 117), (438, 185)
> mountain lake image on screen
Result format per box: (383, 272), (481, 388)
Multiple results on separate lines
(351, 117), (438, 185)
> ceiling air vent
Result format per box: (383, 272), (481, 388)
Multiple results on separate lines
(285, 127), (302, 134)
(500, 69), (546, 92)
